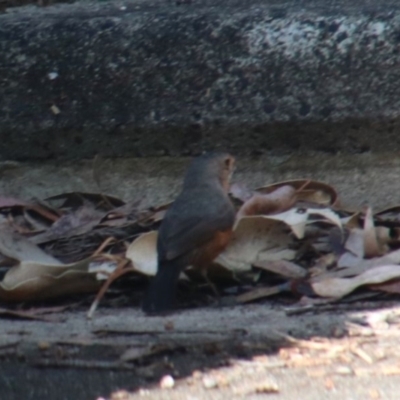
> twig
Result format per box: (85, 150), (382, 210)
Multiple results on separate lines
(236, 282), (290, 303)
(87, 259), (132, 319)
(92, 236), (116, 257)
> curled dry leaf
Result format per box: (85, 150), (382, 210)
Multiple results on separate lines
(31, 207), (106, 244)
(369, 279), (400, 294)
(126, 231), (158, 276)
(309, 253), (337, 277)
(45, 192), (125, 211)
(237, 282), (291, 303)
(237, 185), (297, 218)
(375, 205), (400, 222)
(345, 228), (365, 259)
(0, 225), (62, 265)
(312, 265), (400, 298)
(0, 197), (28, 208)
(216, 216), (295, 273)
(0, 258), (104, 301)
(341, 212), (361, 229)
(319, 248), (400, 280)
(253, 260), (307, 279)
(363, 207), (385, 258)
(257, 179), (339, 207)
(265, 207), (343, 239)
(229, 183), (253, 202)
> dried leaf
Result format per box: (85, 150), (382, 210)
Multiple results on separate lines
(23, 209), (52, 232)
(253, 260), (307, 279)
(257, 179), (339, 207)
(341, 212), (361, 229)
(369, 279), (400, 294)
(45, 192), (124, 211)
(0, 258), (107, 301)
(363, 207), (383, 258)
(375, 226), (392, 247)
(0, 225), (62, 265)
(312, 265), (400, 298)
(0, 197), (28, 208)
(265, 208), (342, 239)
(326, 248), (400, 279)
(375, 206), (400, 222)
(31, 207), (106, 244)
(120, 344), (174, 362)
(337, 251), (363, 269)
(237, 283), (289, 303)
(126, 231), (158, 276)
(229, 183), (253, 202)
(0, 308), (61, 322)
(309, 254), (337, 277)
(237, 186), (296, 218)
(216, 216), (294, 273)
(345, 229), (365, 258)
(0, 197), (59, 223)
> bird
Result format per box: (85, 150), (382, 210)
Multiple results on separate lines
(142, 152), (236, 314)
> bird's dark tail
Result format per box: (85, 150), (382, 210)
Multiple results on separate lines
(142, 260), (183, 314)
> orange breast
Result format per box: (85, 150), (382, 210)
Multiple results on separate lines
(192, 229), (233, 270)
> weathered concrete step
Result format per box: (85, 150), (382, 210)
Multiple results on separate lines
(2, 153), (400, 209)
(1, 0), (400, 160)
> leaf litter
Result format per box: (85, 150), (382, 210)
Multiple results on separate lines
(1, 178), (400, 320)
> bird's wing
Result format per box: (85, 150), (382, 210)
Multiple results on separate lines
(158, 198), (235, 261)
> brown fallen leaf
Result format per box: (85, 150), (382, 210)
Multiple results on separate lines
(321, 248), (400, 280)
(120, 344), (175, 362)
(31, 206), (106, 244)
(0, 224), (62, 264)
(45, 192), (125, 211)
(345, 228), (365, 258)
(216, 216), (294, 273)
(257, 179), (339, 207)
(309, 253), (337, 277)
(312, 265), (400, 298)
(237, 185), (297, 218)
(375, 205), (400, 222)
(253, 259), (307, 279)
(0, 307), (62, 322)
(0, 258), (112, 301)
(0, 197), (59, 223)
(236, 282), (290, 303)
(265, 207), (343, 239)
(229, 182), (253, 202)
(363, 207), (385, 258)
(126, 231), (158, 276)
(369, 278), (400, 294)
(0, 197), (28, 208)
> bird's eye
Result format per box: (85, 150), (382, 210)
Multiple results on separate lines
(224, 158), (231, 168)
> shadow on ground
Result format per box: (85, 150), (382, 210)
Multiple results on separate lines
(1, 286), (398, 400)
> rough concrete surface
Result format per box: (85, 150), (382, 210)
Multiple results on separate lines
(1, 301), (400, 400)
(1, 153), (400, 209)
(3, 0), (400, 159)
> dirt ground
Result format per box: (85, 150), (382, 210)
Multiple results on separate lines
(1, 295), (400, 400)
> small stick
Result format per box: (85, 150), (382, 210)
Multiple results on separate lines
(87, 259), (132, 319)
(92, 236), (116, 257)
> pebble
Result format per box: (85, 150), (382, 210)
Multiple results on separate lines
(255, 379), (279, 394)
(160, 375), (175, 389)
(202, 376), (218, 389)
(335, 366), (353, 375)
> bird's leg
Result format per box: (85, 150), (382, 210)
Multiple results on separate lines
(200, 269), (220, 298)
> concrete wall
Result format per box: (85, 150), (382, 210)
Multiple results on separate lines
(1, 0), (400, 159)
